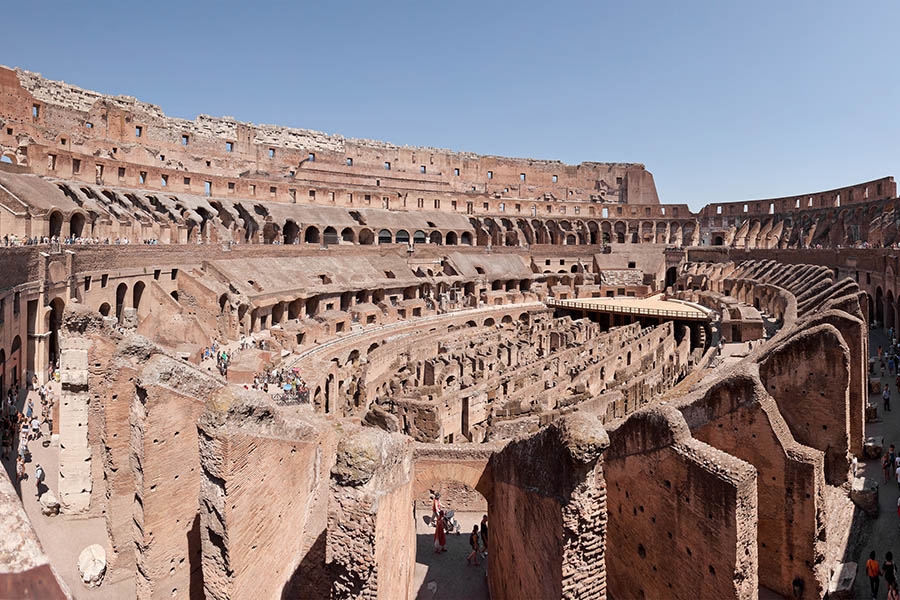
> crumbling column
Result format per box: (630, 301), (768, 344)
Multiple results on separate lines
(488, 412), (610, 600)
(327, 427), (414, 600)
(57, 322), (92, 513)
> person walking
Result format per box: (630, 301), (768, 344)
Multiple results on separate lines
(480, 514), (489, 557)
(885, 552), (898, 593)
(885, 386), (892, 412)
(889, 580), (900, 600)
(466, 525), (481, 566)
(868, 551), (882, 599)
(433, 511), (447, 553)
(34, 463), (45, 498)
(431, 492), (442, 526)
(15, 455), (25, 484)
(885, 453), (893, 483)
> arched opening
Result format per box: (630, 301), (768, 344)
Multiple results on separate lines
(170, 291), (180, 302)
(396, 229), (410, 245)
(323, 226), (339, 245)
(358, 229), (375, 245)
(283, 221), (300, 244)
(49, 211), (64, 238)
(461, 232), (473, 246)
(133, 281), (146, 317)
(304, 226), (320, 244)
(10, 336), (21, 387)
(876, 287), (885, 325)
(99, 303), (111, 317)
(116, 283), (128, 322)
(378, 229), (393, 244)
(713, 235), (724, 246)
(48, 297), (65, 368)
(219, 294), (229, 314)
(413, 230), (426, 245)
(429, 231), (442, 245)
(341, 227), (355, 243)
(446, 231), (458, 245)
(665, 267), (678, 290)
(70, 212), (86, 238)
(0, 154), (14, 165)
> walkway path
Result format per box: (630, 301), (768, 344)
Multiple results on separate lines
(855, 327), (900, 599)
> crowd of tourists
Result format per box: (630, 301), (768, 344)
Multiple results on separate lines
(1, 380), (55, 498)
(1, 234), (148, 247)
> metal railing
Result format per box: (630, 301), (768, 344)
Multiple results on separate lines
(546, 298), (711, 321)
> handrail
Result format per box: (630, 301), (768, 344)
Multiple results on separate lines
(547, 298), (711, 320)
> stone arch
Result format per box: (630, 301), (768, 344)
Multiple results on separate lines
(49, 211), (64, 238)
(341, 227), (355, 243)
(133, 280), (146, 317)
(283, 220), (300, 244)
(358, 228), (375, 245)
(323, 226), (339, 245)
(69, 212), (87, 238)
(429, 231), (442, 245)
(412, 459), (493, 504)
(413, 230), (426, 245)
(446, 231), (458, 245)
(99, 302), (111, 317)
(378, 229), (393, 244)
(461, 231), (473, 246)
(304, 226), (320, 244)
(115, 282), (128, 322)
(395, 229), (410, 245)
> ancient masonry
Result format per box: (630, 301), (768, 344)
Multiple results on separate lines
(0, 66), (892, 599)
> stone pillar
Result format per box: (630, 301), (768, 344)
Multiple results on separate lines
(57, 334), (92, 513)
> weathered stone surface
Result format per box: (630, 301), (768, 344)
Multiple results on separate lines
(864, 436), (884, 459)
(826, 561), (856, 599)
(77, 544), (106, 587)
(39, 491), (60, 516)
(850, 476), (879, 517)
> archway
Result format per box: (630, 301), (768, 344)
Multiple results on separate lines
(665, 267), (678, 289)
(10, 336), (21, 387)
(395, 229), (410, 245)
(133, 281), (146, 318)
(70, 212), (86, 238)
(429, 231), (442, 245)
(304, 226), (320, 244)
(49, 211), (64, 238)
(116, 282), (128, 322)
(876, 287), (885, 325)
(446, 232), (458, 245)
(323, 226), (339, 245)
(413, 230), (426, 245)
(48, 297), (65, 368)
(358, 229), (375, 245)
(99, 303), (111, 317)
(341, 227), (355, 243)
(283, 221), (300, 244)
(378, 229), (393, 244)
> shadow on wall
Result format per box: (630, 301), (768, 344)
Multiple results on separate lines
(281, 530), (328, 600)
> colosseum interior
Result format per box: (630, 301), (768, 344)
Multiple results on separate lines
(0, 65), (897, 599)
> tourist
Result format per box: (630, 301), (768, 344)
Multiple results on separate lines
(885, 552), (898, 591)
(869, 551), (883, 599)
(885, 386), (892, 412)
(889, 580), (900, 600)
(433, 511), (447, 553)
(466, 525), (481, 566)
(34, 463), (44, 498)
(15, 455), (25, 484)
(480, 514), (488, 557)
(30, 415), (40, 441)
(885, 453), (894, 483)
(431, 492), (442, 526)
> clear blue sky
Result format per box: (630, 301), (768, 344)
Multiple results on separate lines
(4, 1), (898, 210)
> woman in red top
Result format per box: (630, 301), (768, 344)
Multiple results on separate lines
(433, 511), (447, 553)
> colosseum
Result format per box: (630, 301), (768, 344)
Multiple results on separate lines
(0, 65), (896, 599)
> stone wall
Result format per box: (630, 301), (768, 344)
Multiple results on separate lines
(605, 406), (758, 600)
(488, 413), (609, 600)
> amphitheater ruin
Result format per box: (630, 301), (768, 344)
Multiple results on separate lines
(0, 65), (897, 599)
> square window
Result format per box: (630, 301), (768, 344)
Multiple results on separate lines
(32, 105), (39, 118)
(520, 173), (526, 181)
(249, 184), (256, 196)
(184, 177), (191, 186)
(7, 128), (13, 135)
(135, 126), (142, 137)
(454, 168), (460, 176)
(73, 159), (81, 174)
(59, 137), (66, 145)
(204, 181), (212, 196)
(309, 189), (316, 198)
(487, 171), (493, 179)
(384, 161), (391, 170)
(160, 155), (165, 161)
(181, 134), (189, 146)
(85, 122), (93, 129)
(225, 141), (233, 152)
(270, 186), (277, 196)
(552, 174), (558, 183)
(268, 148), (275, 158)
(346, 157), (353, 166)
(139, 171), (147, 184)
(228, 182), (235, 191)
(161, 174), (168, 187)
(420, 165), (426, 174)
(308, 153), (315, 162)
